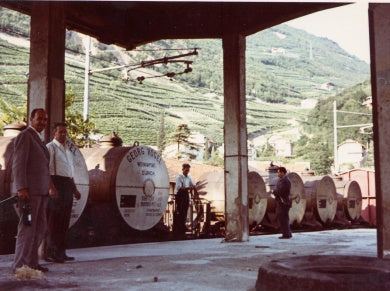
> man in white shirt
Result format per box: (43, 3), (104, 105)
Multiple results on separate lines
(45, 122), (81, 263)
(174, 163), (195, 238)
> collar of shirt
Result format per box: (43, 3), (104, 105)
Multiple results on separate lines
(29, 125), (45, 142)
(53, 138), (66, 150)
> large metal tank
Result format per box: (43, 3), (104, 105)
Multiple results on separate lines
(286, 172), (306, 224)
(80, 141), (170, 231)
(301, 174), (338, 225)
(333, 178), (362, 221)
(0, 122), (27, 201)
(64, 139), (89, 228)
(0, 124), (21, 254)
(197, 171), (268, 225)
(197, 171), (224, 221)
(248, 171), (268, 225)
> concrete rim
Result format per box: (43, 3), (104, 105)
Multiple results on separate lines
(256, 255), (390, 291)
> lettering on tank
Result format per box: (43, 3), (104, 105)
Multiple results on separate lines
(126, 147), (145, 163)
(65, 140), (78, 155)
(138, 162), (156, 176)
(147, 147), (162, 164)
(126, 146), (162, 165)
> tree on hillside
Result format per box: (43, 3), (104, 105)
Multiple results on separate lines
(65, 92), (97, 147)
(170, 123), (199, 160)
(0, 94), (95, 147)
(0, 98), (26, 135)
(257, 142), (277, 158)
(204, 149), (224, 167)
(294, 135), (333, 175)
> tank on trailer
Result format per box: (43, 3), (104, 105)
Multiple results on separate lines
(300, 172), (338, 225)
(76, 134), (170, 246)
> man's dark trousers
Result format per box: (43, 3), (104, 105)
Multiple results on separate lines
(277, 203), (291, 237)
(46, 175), (73, 259)
(174, 190), (189, 237)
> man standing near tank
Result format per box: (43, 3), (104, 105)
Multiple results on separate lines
(174, 163), (195, 238)
(12, 108), (55, 273)
(272, 166), (292, 239)
(45, 122), (81, 263)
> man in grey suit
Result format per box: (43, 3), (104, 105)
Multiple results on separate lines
(12, 108), (56, 273)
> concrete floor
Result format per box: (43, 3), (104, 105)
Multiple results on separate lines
(0, 228), (382, 290)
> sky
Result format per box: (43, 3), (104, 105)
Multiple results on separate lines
(286, 1), (370, 63)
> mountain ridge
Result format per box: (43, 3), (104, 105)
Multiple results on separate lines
(0, 7), (370, 148)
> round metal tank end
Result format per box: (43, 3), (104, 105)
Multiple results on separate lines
(255, 255), (390, 291)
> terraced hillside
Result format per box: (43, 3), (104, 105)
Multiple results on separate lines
(0, 35), (300, 146)
(0, 6), (370, 147)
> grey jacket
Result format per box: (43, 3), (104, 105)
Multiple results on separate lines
(12, 127), (50, 196)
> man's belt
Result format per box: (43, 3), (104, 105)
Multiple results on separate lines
(51, 175), (72, 180)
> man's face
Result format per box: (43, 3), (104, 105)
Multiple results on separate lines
(182, 167), (190, 176)
(53, 125), (67, 144)
(277, 170), (285, 179)
(30, 110), (48, 133)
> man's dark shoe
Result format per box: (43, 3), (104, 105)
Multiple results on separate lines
(45, 255), (64, 263)
(34, 265), (49, 272)
(278, 235), (292, 239)
(63, 255), (75, 261)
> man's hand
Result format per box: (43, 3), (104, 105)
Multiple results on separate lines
(74, 190), (81, 200)
(49, 185), (58, 198)
(17, 188), (29, 200)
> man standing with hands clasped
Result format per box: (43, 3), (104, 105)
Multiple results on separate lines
(174, 163), (196, 238)
(272, 166), (292, 239)
(45, 122), (81, 263)
(12, 108), (56, 273)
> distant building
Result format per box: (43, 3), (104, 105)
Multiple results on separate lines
(300, 98), (318, 109)
(338, 139), (366, 171)
(362, 96), (372, 109)
(163, 132), (204, 161)
(271, 47), (286, 54)
(247, 141), (257, 161)
(248, 161), (310, 173)
(163, 132), (217, 161)
(268, 135), (292, 157)
(320, 82), (335, 91)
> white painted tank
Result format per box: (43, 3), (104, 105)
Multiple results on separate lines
(80, 144), (170, 231)
(197, 171), (268, 225)
(301, 174), (337, 225)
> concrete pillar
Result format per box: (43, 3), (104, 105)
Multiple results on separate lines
(28, 2), (66, 142)
(222, 33), (249, 242)
(369, 3), (390, 259)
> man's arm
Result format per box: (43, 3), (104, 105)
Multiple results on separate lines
(49, 177), (58, 198)
(13, 132), (30, 199)
(71, 178), (81, 200)
(175, 175), (183, 193)
(46, 142), (55, 176)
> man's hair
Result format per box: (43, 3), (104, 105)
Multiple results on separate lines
(53, 122), (67, 130)
(30, 108), (45, 118)
(278, 167), (287, 174)
(182, 163), (191, 169)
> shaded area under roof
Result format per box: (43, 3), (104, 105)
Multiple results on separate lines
(1, 1), (349, 49)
